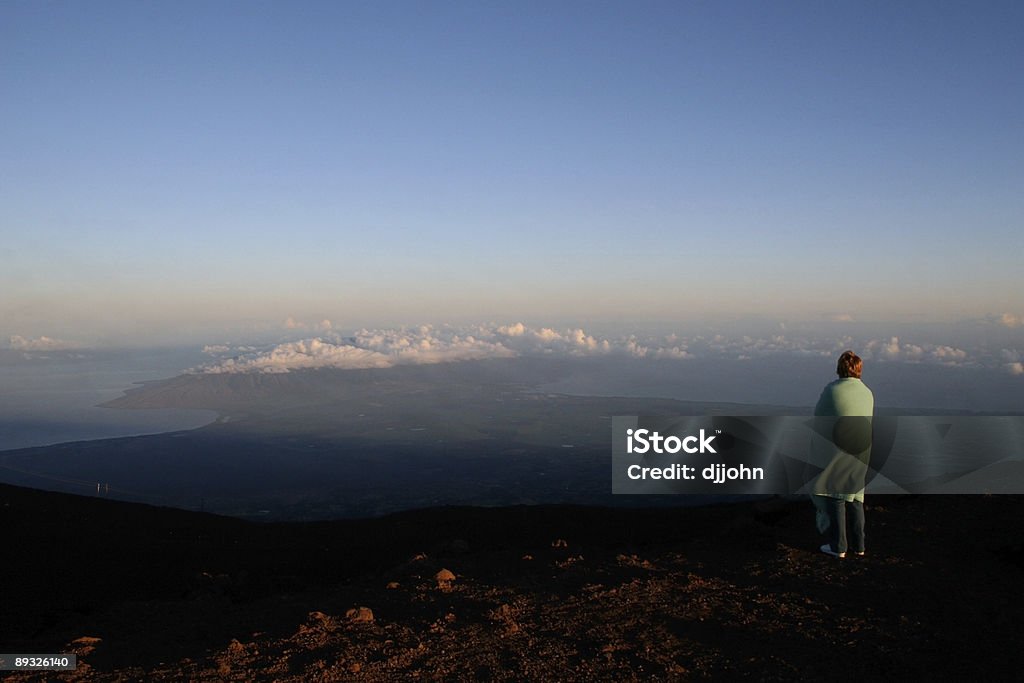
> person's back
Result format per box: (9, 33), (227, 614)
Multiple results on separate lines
(813, 351), (873, 559)
(815, 377), (874, 418)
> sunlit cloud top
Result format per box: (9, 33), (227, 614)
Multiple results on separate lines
(8, 335), (82, 352)
(193, 322), (1020, 376)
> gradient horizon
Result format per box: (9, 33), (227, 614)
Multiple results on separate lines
(2, 2), (1022, 346)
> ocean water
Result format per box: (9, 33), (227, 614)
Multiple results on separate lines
(0, 348), (216, 452)
(538, 355), (1024, 414)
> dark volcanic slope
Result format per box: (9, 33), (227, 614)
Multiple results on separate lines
(3, 484), (1024, 680)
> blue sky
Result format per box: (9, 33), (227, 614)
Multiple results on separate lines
(2, 1), (1022, 345)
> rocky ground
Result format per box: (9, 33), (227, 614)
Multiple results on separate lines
(3, 484), (1023, 680)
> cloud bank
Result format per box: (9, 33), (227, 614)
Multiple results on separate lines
(193, 322), (1018, 375)
(8, 335), (82, 351)
(197, 323), (689, 374)
(861, 337), (969, 365)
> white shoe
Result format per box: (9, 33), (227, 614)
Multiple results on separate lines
(820, 544), (846, 559)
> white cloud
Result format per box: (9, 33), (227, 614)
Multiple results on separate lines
(902, 343), (925, 361)
(203, 338), (394, 373)
(861, 336), (971, 366)
(654, 346), (691, 359)
(194, 323), (998, 374)
(202, 344), (232, 354)
(1002, 349), (1023, 376)
(882, 336), (902, 360)
(930, 345), (968, 364)
(283, 317), (334, 332)
(1000, 313), (1022, 328)
(8, 335), (81, 351)
(197, 323), (688, 374)
(497, 322), (525, 336)
(203, 343), (259, 355)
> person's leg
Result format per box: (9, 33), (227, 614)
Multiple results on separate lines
(826, 497), (848, 555)
(848, 500), (865, 554)
(812, 493), (831, 535)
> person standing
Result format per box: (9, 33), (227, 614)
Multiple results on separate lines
(812, 350), (874, 559)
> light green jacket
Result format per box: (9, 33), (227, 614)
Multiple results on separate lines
(811, 378), (874, 503)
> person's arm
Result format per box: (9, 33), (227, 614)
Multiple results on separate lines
(813, 385), (831, 416)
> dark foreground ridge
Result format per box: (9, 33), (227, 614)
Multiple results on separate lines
(3, 484), (1023, 680)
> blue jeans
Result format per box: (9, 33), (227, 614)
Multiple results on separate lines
(824, 498), (865, 554)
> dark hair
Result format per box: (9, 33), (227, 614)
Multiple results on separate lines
(837, 350), (863, 379)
